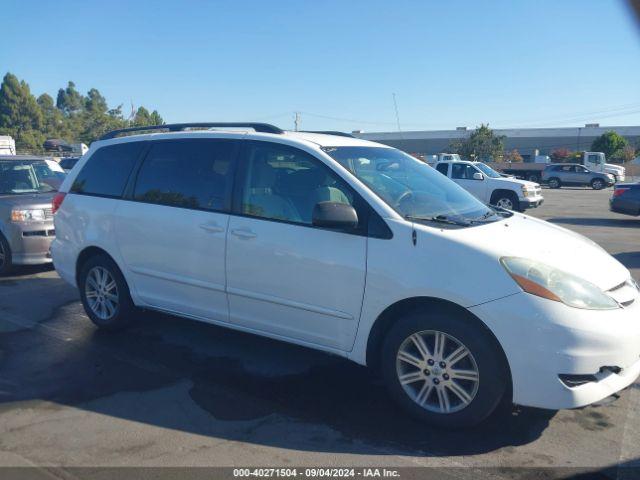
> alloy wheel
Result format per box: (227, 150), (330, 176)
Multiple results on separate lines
(85, 266), (119, 320)
(593, 179), (603, 190)
(496, 198), (514, 210)
(396, 330), (480, 414)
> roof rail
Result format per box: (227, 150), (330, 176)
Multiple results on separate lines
(300, 130), (355, 138)
(99, 122), (284, 140)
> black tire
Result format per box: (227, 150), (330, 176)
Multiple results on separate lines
(548, 177), (561, 189)
(381, 309), (509, 428)
(591, 178), (605, 190)
(78, 253), (135, 330)
(491, 191), (520, 211)
(527, 173), (539, 183)
(0, 234), (13, 276)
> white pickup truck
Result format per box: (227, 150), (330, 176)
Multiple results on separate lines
(434, 160), (544, 211)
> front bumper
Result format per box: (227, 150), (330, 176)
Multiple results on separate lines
(519, 196), (544, 210)
(3, 222), (55, 265)
(470, 291), (640, 410)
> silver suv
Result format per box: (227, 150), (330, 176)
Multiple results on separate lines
(542, 163), (614, 190)
(0, 156), (63, 274)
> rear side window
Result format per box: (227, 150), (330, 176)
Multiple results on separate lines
(435, 163), (449, 175)
(71, 142), (143, 197)
(133, 139), (238, 211)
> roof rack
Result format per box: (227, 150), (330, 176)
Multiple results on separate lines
(99, 122), (284, 140)
(300, 130), (355, 138)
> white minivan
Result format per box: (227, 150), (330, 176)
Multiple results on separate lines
(51, 123), (640, 428)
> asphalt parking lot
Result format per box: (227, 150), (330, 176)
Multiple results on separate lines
(0, 187), (638, 478)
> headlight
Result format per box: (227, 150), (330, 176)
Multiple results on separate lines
(521, 185), (535, 197)
(11, 208), (46, 222)
(501, 257), (619, 310)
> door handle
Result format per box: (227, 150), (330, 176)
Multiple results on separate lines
(231, 228), (257, 239)
(199, 223), (225, 233)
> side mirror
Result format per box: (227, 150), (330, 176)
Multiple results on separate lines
(312, 201), (358, 229)
(473, 172), (484, 181)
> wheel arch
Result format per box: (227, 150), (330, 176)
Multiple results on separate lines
(75, 246), (127, 287)
(365, 296), (512, 400)
(490, 189), (518, 205)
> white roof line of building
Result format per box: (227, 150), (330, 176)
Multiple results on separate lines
(356, 125), (640, 141)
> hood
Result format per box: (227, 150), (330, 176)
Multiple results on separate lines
(0, 192), (56, 209)
(438, 214), (629, 291)
(493, 177), (539, 188)
(604, 163), (625, 173)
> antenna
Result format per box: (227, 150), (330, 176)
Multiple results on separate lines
(294, 111), (301, 131)
(392, 93), (402, 132)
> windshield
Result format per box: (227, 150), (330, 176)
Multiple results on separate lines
(323, 146), (503, 226)
(0, 161), (62, 194)
(475, 162), (502, 179)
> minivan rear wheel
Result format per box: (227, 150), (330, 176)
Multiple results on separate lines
(79, 254), (135, 330)
(0, 234), (13, 276)
(381, 310), (508, 428)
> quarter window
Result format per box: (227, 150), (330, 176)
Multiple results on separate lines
(71, 142), (143, 197)
(133, 139), (238, 211)
(240, 142), (354, 225)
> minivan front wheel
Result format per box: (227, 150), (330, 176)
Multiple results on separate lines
(79, 254), (135, 330)
(381, 310), (508, 428)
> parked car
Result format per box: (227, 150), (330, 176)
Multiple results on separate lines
(43, 138), (73, 153)
(541, 163), (615, 190)
(51, 123), (640, 428)
(59, 156), (81, 172)
(0, 155), (60, 274)
(610, 183), (640, 217)
(433, 159), (543, 211)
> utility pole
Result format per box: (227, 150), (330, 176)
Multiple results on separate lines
(294, 111), (301, 131)
(392, 93), (402, 132)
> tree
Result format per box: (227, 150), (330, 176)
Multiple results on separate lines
(85, 88), (108, 113)
(56, 81), (84, 116)
(132, 106), (164, 127)
(0, 73), (45, 152)
(591, 131), (628, 159)
(504, 149), (523, 162)
(0, 71), (166, 151)
(37, 93), (68, 139)
(617, 144), (637, 164)
(550, 148), (572, 162)
(450, 124), (505, 161)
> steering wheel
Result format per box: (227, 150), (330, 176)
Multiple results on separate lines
(395, 190), (414, 208)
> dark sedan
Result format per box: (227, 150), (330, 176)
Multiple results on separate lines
(610, 183), (640, 217)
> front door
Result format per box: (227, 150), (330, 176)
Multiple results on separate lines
(225, 141), (367, 350)
(451, 163), (488, 201)
(115, 138), (238, 322)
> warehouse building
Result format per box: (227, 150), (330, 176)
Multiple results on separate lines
(354, 124), (640, 161)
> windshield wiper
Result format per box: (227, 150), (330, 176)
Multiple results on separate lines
(405, 214), (471, 227)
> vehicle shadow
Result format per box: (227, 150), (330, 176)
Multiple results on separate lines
(613, 252), (640, 270)
(1, 263), (55, 279)
(547, 217), (639, 229)
(0, 302), (556, 458)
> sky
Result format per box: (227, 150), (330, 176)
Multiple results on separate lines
(2, 0), (640, 133)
